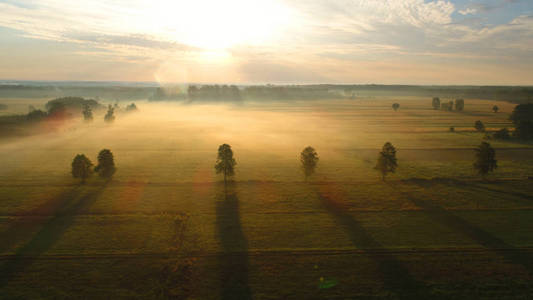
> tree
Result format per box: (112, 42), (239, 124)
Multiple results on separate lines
(432, 97), (440, 110)
(104, 105), (115, 123)
(510, 103), (533, 139)
(455, 99), (464, 111)
(475, 120), (485, 132)
(375, 142), (397, 181)
(215, 144), (236, 186)
(26, 109), (47, 122)
(72, 154), (93, 184)
(392, 103), (400, 111)
(441, 102), (449, 111)
(448, 100), (454, 111)
(492, 105), (499, 113)
(95, 149), (116, 179)
(300, 146), (319, 181)
(493, 128), (510, 140)
(473, 142), (497, 178)
(82, 104), (93, 122)
(125, 103), (138, 112)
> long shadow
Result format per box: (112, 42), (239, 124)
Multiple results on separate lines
(215, 185), (251, 300)
(394, 180), (533, 274)
(319, 193), (430, 299)
(0, 184), (107, 287)
(404, 178), (533, 203)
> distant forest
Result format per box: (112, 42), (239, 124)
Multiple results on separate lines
(0, 82), (532, 103)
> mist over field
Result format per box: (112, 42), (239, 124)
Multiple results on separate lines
(2, 0), (533, 298)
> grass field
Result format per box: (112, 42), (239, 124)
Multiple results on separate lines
(1, 97), (533, 299)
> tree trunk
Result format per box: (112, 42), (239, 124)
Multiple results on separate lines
(224, 169), (227, 187)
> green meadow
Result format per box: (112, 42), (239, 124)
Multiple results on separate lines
(1, 97), (533, 299)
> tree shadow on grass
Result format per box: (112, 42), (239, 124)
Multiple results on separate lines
(0, 184), (108, 287)
(215, 184), (251, 300)
(318, 192), (430, 299)
(404, 178), (533, 203)
(394, 179), (533, 274)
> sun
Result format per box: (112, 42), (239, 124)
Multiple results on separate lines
(143, 0), (292, 50)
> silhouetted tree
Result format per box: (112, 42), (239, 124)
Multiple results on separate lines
(473, 142), (497, 178)
(26, 109), (47, 122)
(455, 99), (464, 111)
(104, 105), (115, 123)
(475, 120), (485, 132)
(95, 149), (116, 179)
(300, 146), (319, 181)
(125, 103), (138, 112)
(510, 103), (533, 139)
(441, 102), (450, 111)
(82, 104), (93, 122)
(432, 97), (440, 110)
(375, 142), (397, 181)
(492, 105), (499, 113)
(493, 128), (510, 140)
(448, 100), (454, 111)
(47, 101), (68, 119)
(392, 103), (400, 111)
(215, 144), (236, 186)
(72, 154), (93, 184)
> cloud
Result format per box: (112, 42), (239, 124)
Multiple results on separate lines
(459, 8), (478, 15)
(0, 0), (532, 84)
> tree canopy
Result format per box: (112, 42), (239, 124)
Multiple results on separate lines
(215, 144), (236, 185)
(510, 103), (533, 139)
(375, 142), (397, 181)
(475, 120), (485, 132)
(473, 142), (497, 178)
(95, 149), (116, 178)
(300, 146), (319, 180)
(104, 105), (115, 123)
(432, 97), (440, 110)
(392, 103), (400, 111)
(455, 99), (464, 111)
(82, 104), (93, 122)
(72, 154), (93, 183)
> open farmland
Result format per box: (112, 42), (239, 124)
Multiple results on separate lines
(1, 97), (533, 299)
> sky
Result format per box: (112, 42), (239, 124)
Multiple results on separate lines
(0, 0), (532, 85)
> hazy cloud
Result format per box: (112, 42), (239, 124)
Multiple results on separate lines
(0, 0), (532, 84)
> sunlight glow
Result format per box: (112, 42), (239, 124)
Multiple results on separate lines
(143, 0), (292, 50)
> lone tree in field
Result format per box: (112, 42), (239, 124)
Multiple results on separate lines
(392, 103), (400, 111)
(475, 120), (485, 132)
(473, 142), (497, 179)
(95, 149), (116, 179)
(300, 146), (319, 181)
(72, 154), (93, 184)
(432, 97), (440, 110)
(455, 99), (464, 111)
(215, 144), (236, 186)
(510, 103), (533, 139)
(104, 105), (115, 123)
(492, 105), (499, 113)
(82, 104), (93, 122)
(375, 142), (397, 181)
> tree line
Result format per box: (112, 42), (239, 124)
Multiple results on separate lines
(213, 141), (498, 185)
